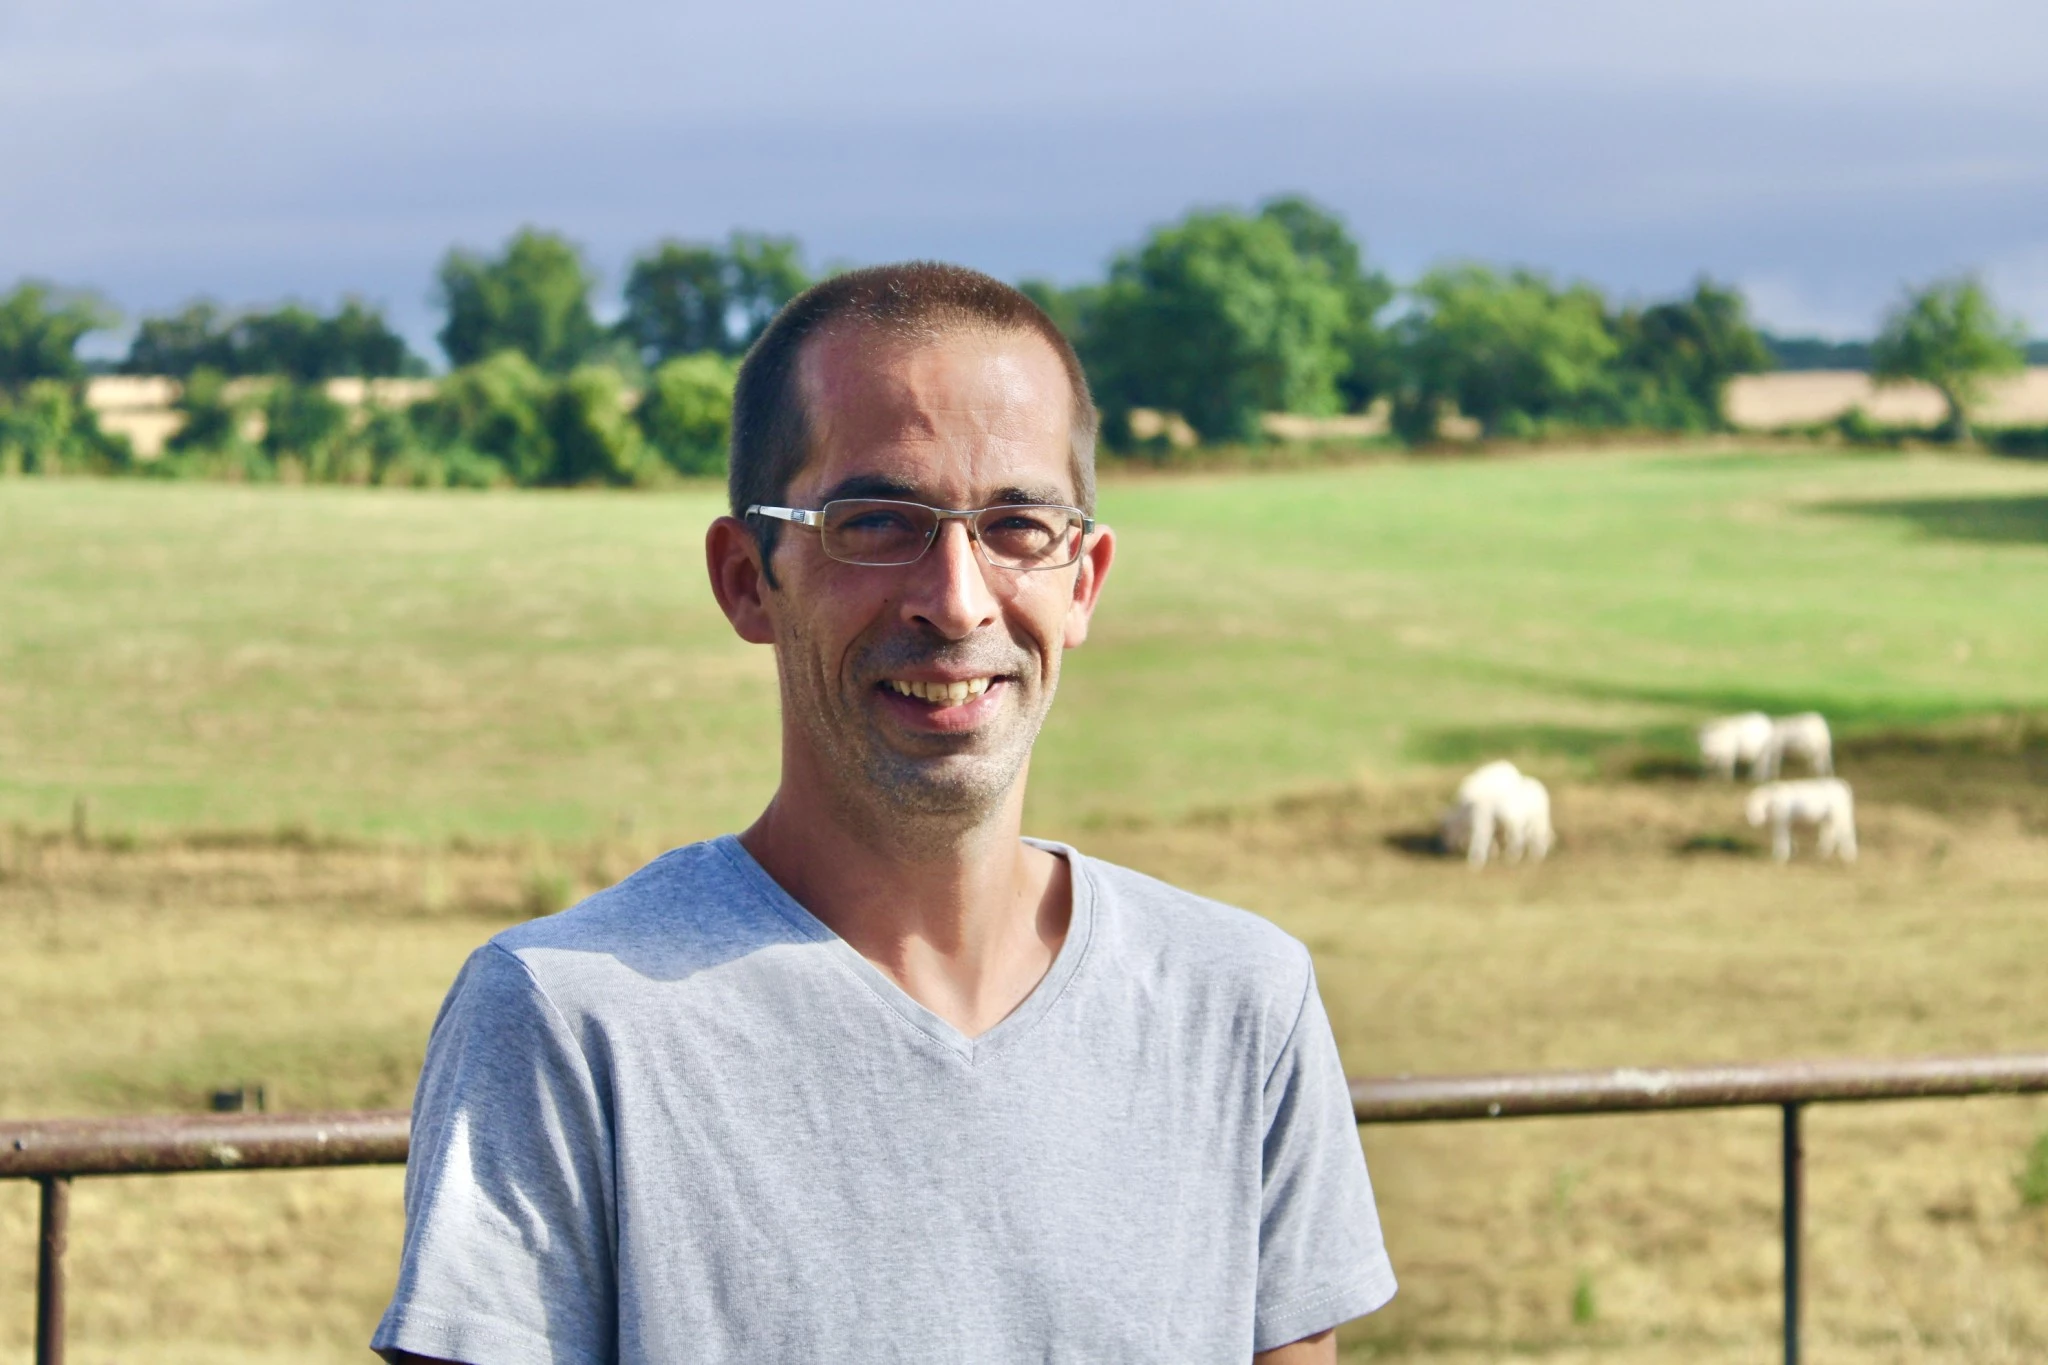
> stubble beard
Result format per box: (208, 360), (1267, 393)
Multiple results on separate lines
(780, 622), (1058, 855)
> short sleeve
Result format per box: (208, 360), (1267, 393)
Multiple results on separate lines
(372, 943), (617, 1365)
(1253, 960), (1397, 1352)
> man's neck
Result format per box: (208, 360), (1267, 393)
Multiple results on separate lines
(738, 777), (1070, 1040)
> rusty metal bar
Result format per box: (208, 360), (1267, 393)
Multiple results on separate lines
(0, 1110), (409, 1180)
(36, 1175), (68, 1365)
(4, 1057), (2045, 1360)
(0, 1057), (2039, 1181)
(1349, 1052), (2048, 1123)
(1782, 1102), (1803, 1365)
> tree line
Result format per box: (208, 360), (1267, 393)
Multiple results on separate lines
(1, 198), (2036, 482)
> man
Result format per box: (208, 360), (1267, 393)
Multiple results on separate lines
(375, 263), (1395, 1364)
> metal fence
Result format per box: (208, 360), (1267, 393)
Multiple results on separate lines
(6, 1053), (2047, 1365)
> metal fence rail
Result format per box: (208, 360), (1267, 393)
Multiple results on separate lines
(7, 1055), (2048, 1365)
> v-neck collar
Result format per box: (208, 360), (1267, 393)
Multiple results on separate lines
(713, 834), (1097, 1066)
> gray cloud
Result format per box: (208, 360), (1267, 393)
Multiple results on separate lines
(8, 0), (2045, 355)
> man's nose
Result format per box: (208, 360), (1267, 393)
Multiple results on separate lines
(901, 519), (999, 639)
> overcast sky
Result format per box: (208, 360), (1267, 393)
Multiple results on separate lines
(7, 0), (2046, 359)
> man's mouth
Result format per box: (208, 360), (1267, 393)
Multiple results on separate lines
(883, 677), (994, 705)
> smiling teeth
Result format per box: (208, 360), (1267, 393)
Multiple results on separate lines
(888, 677), (992, 703)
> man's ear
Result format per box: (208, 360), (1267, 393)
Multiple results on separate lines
(706, 516), (777, 645)
(1061, 524), (1116, 650)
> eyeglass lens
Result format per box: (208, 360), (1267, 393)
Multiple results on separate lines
(819, 500), (1084, 569)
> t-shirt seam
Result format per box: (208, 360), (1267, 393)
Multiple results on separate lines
(1262, 943), (1318, 1092)
(486, 940), (598, 1064)
(712, 834), (1101, 1069)
(376, 1301), (567, 1358)
(710, 838), (976, 1061)
(710, 838), (837, 947)
(1261, 1273), (1385, 1318)
(1254, 1266), (1399, 1351)
(964, 844), (1099, 1067)
(480, 940), (621, 1259)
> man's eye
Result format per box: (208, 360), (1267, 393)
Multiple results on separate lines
(986, 512), (1058, 535)
(843, 511), (917, 534)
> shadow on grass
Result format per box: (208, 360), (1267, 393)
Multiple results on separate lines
(1383, 829), (1449, 859)
(1813, 494), (2048, 546)
(1444, 658), (2004, 732)
(1406, 722), (1692, 769)
(1675, 832), (1759, 857)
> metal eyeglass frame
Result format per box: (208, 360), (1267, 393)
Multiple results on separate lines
(746, 499), (1095, 571)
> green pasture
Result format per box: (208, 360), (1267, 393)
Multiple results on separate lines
(3, 447), (2046, 841)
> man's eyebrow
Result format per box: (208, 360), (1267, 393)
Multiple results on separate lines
(817, 474), (922, 503)
(986, 485), (1073, 507)
(814, 478), (1075, 507)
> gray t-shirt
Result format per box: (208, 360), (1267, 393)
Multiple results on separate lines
(373, 836), (1395, 1364)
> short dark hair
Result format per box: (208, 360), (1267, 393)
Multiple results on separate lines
(728, 262), (1097, 563)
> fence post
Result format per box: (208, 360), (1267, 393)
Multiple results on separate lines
(36, 1174), (70, 1365)
(1781, 1102), (1803, 1365)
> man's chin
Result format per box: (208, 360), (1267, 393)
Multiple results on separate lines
(859, 747), (1026, 820)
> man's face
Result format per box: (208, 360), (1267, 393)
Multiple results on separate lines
(751, 324), (1112, 824)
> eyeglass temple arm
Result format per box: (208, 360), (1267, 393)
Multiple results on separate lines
(744, 505), (820, 526)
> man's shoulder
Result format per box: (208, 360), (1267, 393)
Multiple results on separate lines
(1071, 848), (1316, 1008)
(480, 836), (814, 1002)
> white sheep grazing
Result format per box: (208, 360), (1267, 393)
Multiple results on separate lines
(1745, 778), (1857, 863)
(1456, 759), (1524, 804)
(1442, 760), (1517, 866)
(1442, 762), (1552, 866)
(1698, 711), (1773, 779)
(1497, 775), (1554, 864)
(1759, 712), (1834, 779)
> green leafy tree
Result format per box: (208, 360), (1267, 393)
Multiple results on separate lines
(724, 233), (810, 351)
(156, 368), (278, 480)
(0, 380), (131, 474)
(236, 306), (326, 379)
(1083, 207), (1352, 445)
(1394, 265), (1618, 439)
(123, 303), (237, 376)
(410, 350), (555, 484)
(315, 299), (421, 378)
(544, 365), (648, 486)
(637, 353), (738, 476)
(238, 300), (419, 380)
(261, 380), (354, 479)
(1872, 276), (2026, 441)
(1613, 280), (1773, 430)
(167, 368), (250, 453)
(437, 228), (603, 372)
(1017, 279), (1101, 347)
(0, 282), (114, 391)
(618, 232), (809, 365)
(1256, 196), (1396, 411)
(621, 243), (726, 361)
(125, 298), (418, 379)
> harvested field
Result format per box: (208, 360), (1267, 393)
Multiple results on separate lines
(1727, 368), (2048, 430)
(3, 734), (2046, 1362)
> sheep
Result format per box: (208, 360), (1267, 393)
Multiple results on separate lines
(1745, 778), (1857, 863)
(1456, 759), (1524, 804)
(1698, 711), (1774, 779)
(1497, 775), (1554, 864)
(1442, 762), (1553, 867)
(1441, 760), (1522, 864)
(1760, 712), (1833, 779)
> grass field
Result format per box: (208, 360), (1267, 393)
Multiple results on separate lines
(5, 447), (2048, 840)
(3, 447), (2048, 1362)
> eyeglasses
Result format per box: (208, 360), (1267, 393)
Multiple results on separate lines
(746, 499), (1094, 571)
